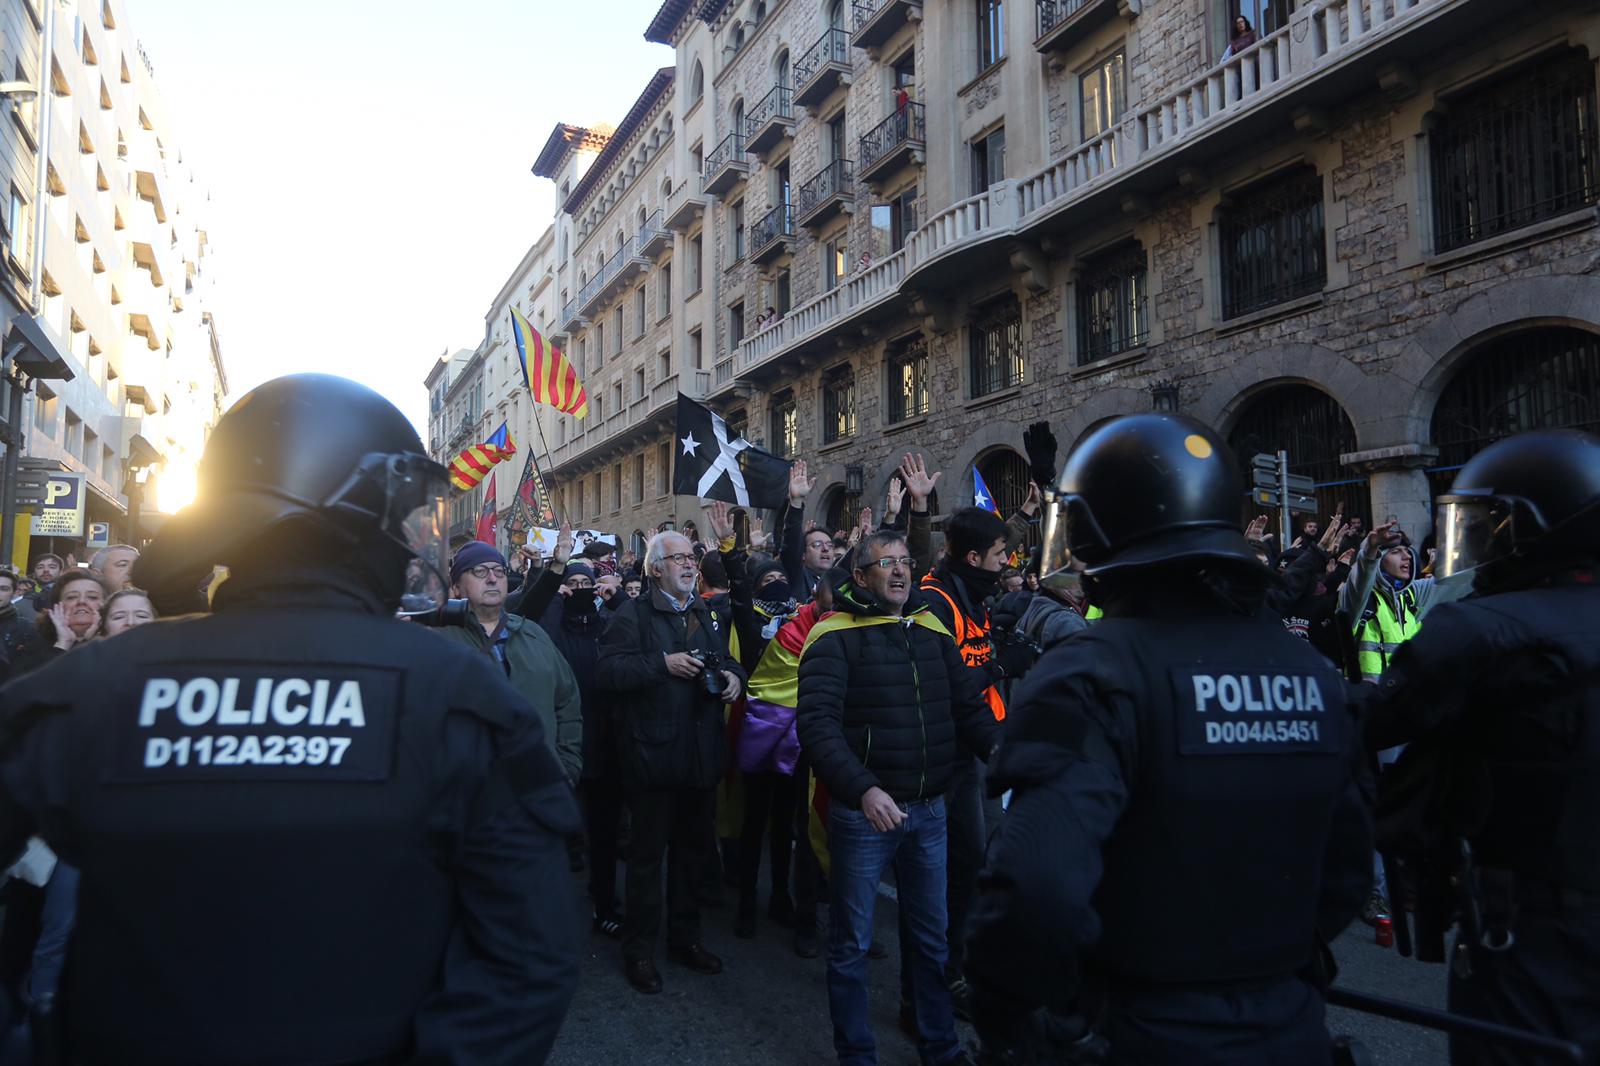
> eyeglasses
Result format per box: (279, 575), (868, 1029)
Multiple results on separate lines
(467, 565), (508, 580)
(660, 553), (699, 568)
(864, 556), (915, 570)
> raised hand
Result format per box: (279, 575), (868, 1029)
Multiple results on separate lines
(1362, 520), (1402, 560)
(1317, 514), (1347, 554)
(553, 522), (574, 566)
(899, 453), (941, 511)
(705, 499), (736, 542)
(1245, 515), (1270, 543)
(885, 476), (906, 519)
(1022, 480), (1042, 517)
(858, 506), (874, 534)
(788, 459), (815, 506)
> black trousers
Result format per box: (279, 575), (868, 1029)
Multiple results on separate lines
(581, 769), (625, 917)
(792, 756), (822, 926)
(622, 786), (716, 962)
(738, 770), (798, 908)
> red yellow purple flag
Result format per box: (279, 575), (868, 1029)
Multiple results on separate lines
(510, 306), (588, 419)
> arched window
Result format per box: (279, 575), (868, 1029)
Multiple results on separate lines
(828, 0), (844, 31)
(690, 60), (704, 103)
(732, 100), (746, 143)
(637, 206), (647, 228)
(775, 49), (791, 91)
(661, 178), (672, 203)
(1227, 384), (1363, 524)
(1429, 326), (1600, 493)
(733, 23), (746, 50)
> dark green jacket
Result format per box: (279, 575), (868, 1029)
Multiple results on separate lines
(435, 612), (584, 782)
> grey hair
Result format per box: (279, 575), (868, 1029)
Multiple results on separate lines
(645, 531), (691, 575)
(91, 544), (139, 571)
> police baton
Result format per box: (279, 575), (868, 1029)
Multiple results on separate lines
(1326, 986), (1588, 1064)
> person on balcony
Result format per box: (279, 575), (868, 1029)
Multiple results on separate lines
(1222, 14), (1256, 59)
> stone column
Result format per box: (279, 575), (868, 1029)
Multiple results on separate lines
(1341, 443), (1440, 542)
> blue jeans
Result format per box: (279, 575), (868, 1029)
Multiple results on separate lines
(828, 795), (958, 1066)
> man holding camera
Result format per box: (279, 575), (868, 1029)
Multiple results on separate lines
(596, 530), (747, 995)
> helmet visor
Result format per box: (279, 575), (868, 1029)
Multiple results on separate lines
(386, 455), (451, 616)
(1435, 494), (1515, 581)
(1038, 494), (1084, 593)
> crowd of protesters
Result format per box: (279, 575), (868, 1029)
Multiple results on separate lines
(0, 417), (1510, 1065)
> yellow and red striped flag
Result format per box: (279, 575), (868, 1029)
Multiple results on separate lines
(450, 421), (515, 492)
(510, 306), (588, 419)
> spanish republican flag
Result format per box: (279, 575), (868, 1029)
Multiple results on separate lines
(450, 421), (515, 492)
(510, 306), (588, 419)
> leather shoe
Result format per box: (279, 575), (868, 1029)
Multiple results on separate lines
(624, 958), (663, 995)
(793, 923), (822, 959)
(668, 943), (723, 975)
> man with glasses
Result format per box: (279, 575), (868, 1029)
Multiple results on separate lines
(597, 530), (746, 995)
(797, 531), (1000, 1066)
(436, 541), (583, 784)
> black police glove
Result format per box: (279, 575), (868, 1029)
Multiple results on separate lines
(1022, 421), (1059, 490)
(988, 632), (1038, 683)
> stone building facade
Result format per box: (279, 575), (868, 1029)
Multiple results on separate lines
(521, 0), (1599, 545)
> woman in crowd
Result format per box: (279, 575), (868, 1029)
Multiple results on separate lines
(100, 587), (157, 638)
(9, 570), (108, 676)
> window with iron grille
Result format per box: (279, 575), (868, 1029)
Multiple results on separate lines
(1428, 326), (1600, 494)
(969, 295), (1024, 398)
(1076, 243), (1148, 364)
(770, 389), (798, 457)
(823, 365), (856, 443)
(1430, 53), (1599, 253)
(1219, 168), (1325, 319)
(887, 336), (929, 423)
(657, 441), (671, 496)
(1226, 383), (1363, 525)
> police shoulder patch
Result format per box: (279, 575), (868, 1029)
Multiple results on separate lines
(105, 662), (401, 783)
(1169, 665), (1340, 757)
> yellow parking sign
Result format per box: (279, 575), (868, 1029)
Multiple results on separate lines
(30, 473), (86, 537)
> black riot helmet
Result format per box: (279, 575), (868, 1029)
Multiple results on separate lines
(1039, 413), (1260, 587)
(1435, 429), (1600, 588)
(135, 374), (452, 613)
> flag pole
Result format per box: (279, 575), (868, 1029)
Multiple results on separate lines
(529, 408), (567, 526)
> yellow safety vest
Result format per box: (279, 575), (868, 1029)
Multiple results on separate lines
(1357, 585), (1421, 682)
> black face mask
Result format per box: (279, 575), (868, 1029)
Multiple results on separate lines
(758, 579), (792, 604)
(567, 588), (598, 613)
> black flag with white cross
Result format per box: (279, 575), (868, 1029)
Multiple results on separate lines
(673, 393), (792, 508)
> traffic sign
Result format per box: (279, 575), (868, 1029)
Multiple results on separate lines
(1252, 488), (1319, 514)
(86, 522), (111, 549)
(1251, 468), (1315, 494)
(29, 472), (86, 537)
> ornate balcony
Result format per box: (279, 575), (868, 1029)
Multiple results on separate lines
(858, 102), (924, 188)
(639, 209), (670, 258)
(794, 28), (852, 110)
(703, 132), (750, 198)
(797, 159), (855, 230)
(1036, 0), (1130, 60)
(745, 85), (795, 158)
(665, 178), (708, 232)
(751, 203), (795, 264)
(851, 0), (921, 52)
(560, 296), (586, 334)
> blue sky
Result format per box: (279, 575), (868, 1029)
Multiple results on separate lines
(129, 0), (672, 429)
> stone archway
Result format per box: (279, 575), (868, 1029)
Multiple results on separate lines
(1193, 343), (1370, 445)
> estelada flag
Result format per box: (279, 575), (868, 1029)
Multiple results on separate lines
(474, 472), (498, 545)
(510, 306), (588, 419)
(673, 393), (790, 508)
(449, 421), (516, 492)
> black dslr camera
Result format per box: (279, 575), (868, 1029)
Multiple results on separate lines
(399, 595), (470, 627)
(692, 650), (726, 699)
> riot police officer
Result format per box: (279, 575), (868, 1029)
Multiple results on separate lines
(0, 375), (582, 1065)
(964, 413), (1371, 1064)
(1362, 429), (1600, 1065)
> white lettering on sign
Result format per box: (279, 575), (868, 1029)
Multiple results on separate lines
(137, 677), (367, 729)
(1191, 673), (1325, 714)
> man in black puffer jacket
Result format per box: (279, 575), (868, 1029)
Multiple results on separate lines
(797, 531), (1000, 1066)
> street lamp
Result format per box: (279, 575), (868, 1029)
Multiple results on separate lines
(0, 83), (39, 101)
(1149, 379), (1180, 413)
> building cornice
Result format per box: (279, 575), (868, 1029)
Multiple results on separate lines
(562, 68), (675, 216)
(645, 0), (727, 44)
(531, 123), (613, 180)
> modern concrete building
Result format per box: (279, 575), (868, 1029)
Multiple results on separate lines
(0, 0), (227, 554)
(519, 0), (1597, 544)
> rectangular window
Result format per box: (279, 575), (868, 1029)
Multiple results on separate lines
(657, 441), (672, 496)
(972, 127), (1006, 195)
(1219, 168), (1326, 319)
(969, 295), (1025, 397)
(102, 443), (115, 483)
(612, 381), (623, 414)
(870, 186), (919, 258)
(822, 365), (857, 444)
(769, 389), (798, 458)
(635, 288), (646, 336)
(729, 301), (745, 347)
(633, 453), (645, 503)
(824, 232), (849, 290)
(594, 323), (605, 368)
(689, 235), (704, 292)
(731, 201), (746, 262)
(1081, 50), (1126, 143)
(634, 366), (646, 402)
(775, 267), (791, 315)
(1431, 53), (1600, 253)
(613, 307), (623, 354)
(659, 349), (671, 381)
(690, 327), (703, 369)
(34, 386), (57, 437)
(827, 114), (847, 164)
(5, 187), (28, 266)
(611, 462), (623, 511)
(659, 263), (672, 319)
(976, 0), (1005, 71)
(577, 479), (586, 518)
(1076, 243), (1149, 364)
(887, 336), (930, 423)
(594, 393), (604, 422)
(65, 409), (82, 460)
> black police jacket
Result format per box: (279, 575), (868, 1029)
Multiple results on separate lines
(1363, 575), (1600, 896)
(966, 585), (1370, 1036)
(596, 588), (745, 791)
(0, 566), (582, 1066)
